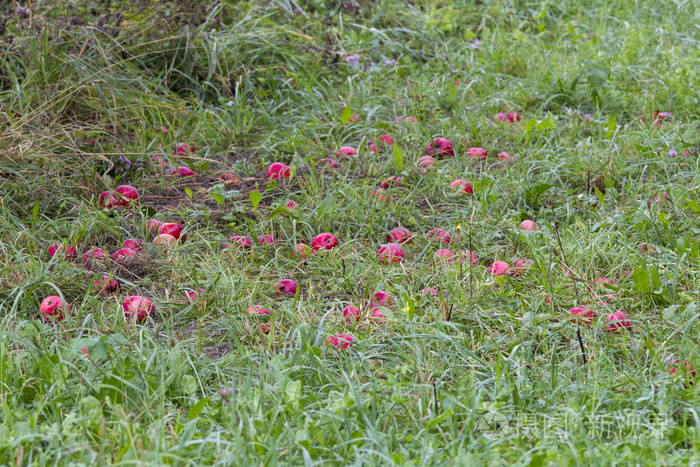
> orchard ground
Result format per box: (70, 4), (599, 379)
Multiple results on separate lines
(0, 0), (699, 465)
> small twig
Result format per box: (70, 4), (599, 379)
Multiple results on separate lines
(576, 326), (587, 365)
(432, 380), (438, 413)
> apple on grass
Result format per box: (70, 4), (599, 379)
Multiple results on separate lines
(377, 243), (404, 264)
(40, 296), (67, 322)
(122, 295), (154, 322)
(312, 233), (338, 251)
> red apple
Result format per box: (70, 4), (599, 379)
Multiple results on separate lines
(490, 261), (509, 276)
(379, 133), (394, 146)
(605, 311), (631, 333)
(82, 248), (109, 269)
(326, 333), (354, 350)
(386, 227), (412, 244)
(509, 258), (533, 276)
(425, 137), (454, 158)
(98, 191), (119, 208)
(377, 243), (404, 264)
(380, 176), (403, 189)
(267, 162), (291, 179)
(39, 295), (67, 322)
(115, 185), (139, 205)
(336, 146), (358, 159)
(427, 228), (451, 244)
(343, 305), (360, 324)
(247, 305), (270, 316)
(434, 248), (455, 263)
(275, 279), (298, 296)
(147, 219), (163, 233)
(320, 158), (340, 169)
(112, 247), (137, 261)
(568, 305), (596, 324)
(122, 295), (154, 322)
(170, 166), (195, 176)
(185, 288), (204, 302)
(227, 235), (253, 249)
(418, 156), (435, 171)
(48, 242), (77, 260)
(153, 233), (177, 246)
(293, 243), (310, 258)
(159, 222), (185, 241)
(371, 290), (393, 308)
(312, 233), (338, 251)
(466, 147), (488, 159)
(458, 250), (479, 265)
(450, 179), (474, 194)
(520, 220), (538, 231)
(667, 359), (695, 388)
(173, 142), (195, 155)
(258, 234), (275, 246)
(93, 275), (119, 294)
(123, 238), (144, 251)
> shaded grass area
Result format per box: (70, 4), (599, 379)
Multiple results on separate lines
(0, 0), (699, 464)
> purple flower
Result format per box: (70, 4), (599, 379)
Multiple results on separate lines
(345, 54), (360, 67)
(117, 155), (131, 169)
(668, 149), (677, 156)
(469, 40), (481, 49)
(584, 114), (593, 121)
(384, 59), (397, 67)
(219, 387), (235, 400)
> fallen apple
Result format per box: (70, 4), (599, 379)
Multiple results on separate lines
(170, 166), (195, 176)
(115, 185), (139, 205)
(147, 219), (163, 233)
(122, 295), (154, 322)
(123, 238), (144, 251)
(258, 234), (275, 246)
(418, 156), (435, 171)
(386, 227), (413, 244)
(228, 235), (253, 249)
(450, 179), (474, 194)
(489, 260), (509, 276)
(568, 305), (596, 324)
(247, 305), (270, 316)
(605, 311), (631, 333)
(173, 142), (195, 155)
(48, 242), (77, 260)
(427, 228), (451, 244)
(112, 247), (137, 261)
(466, 147), (488, 160)
(425, 137), (454, 158)
(327, 333), (354, 350)
(153, 233), (177, 246)
(380, 176), (403, 189)
(343, 305), (360, 324)
(93, 275), (119, 294)
(520, 220), (538, 231)
(275, 279), (298, 296)
(82, 248), (109, 269)
(39, 295), (67, 322)
(336, 146), (358, 159)
(159, 222), (185, 241)
(267, 162), (291, 179)
(98, 191), (119, 208)
(312, 233), (338, 251)
(377, 243), (404, 264)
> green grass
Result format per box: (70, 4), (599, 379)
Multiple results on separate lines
(0, 0), (699, 464)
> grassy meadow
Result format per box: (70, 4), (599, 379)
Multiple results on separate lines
(0, 0), (698, 464)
